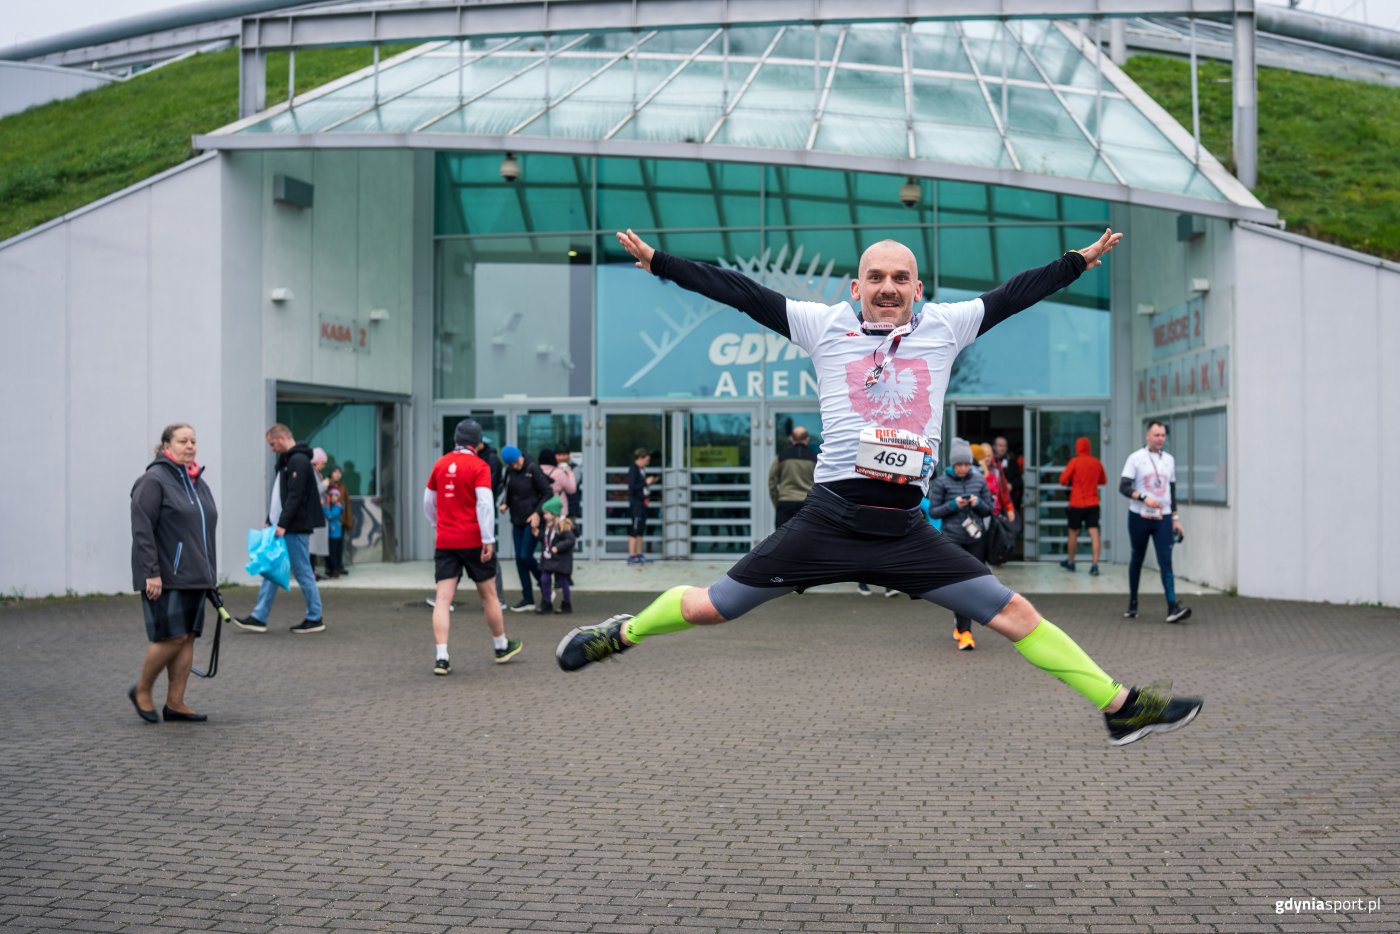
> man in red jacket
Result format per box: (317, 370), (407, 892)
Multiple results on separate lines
(1059, 436), (1107, 575)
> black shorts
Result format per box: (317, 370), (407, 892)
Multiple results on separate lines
(1066, 506), (1100, 530)
(727, 485), (999, 598)
(628, 500), (648, 538)
(435, 547), (497, 584)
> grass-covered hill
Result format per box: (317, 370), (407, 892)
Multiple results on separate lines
(0, 46), (408, 242)
(1125, 54), (1400, 260)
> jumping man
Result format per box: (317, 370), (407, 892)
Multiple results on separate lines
(558, 229), (1202, 746)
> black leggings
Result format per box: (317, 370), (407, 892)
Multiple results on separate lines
(949, 534), (987, 632)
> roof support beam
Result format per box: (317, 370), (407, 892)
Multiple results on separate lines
(238, 0), (1255, 53)
(1232, 8), (1257, 188)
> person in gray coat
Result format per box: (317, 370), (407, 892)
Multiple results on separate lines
(927, 438), (993, 651)
(128, 422), (219, 723)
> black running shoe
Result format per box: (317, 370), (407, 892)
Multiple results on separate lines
(509, 599), (534, 613)
(556, 615), (632, 672)
(1104, 682), (1203, 746)
(494, 639), (523, 664)
(235, 616), (268, 633)
(1123, 604), (1138, 619)
(1166, 604), (1193, 624)
(559, 601), (573, 614)
(290, 619), (325, 634)
(434, 657), (451, 676)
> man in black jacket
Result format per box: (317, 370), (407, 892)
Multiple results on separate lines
(498, 445), (553, 612)
(237, 424), (328, 634)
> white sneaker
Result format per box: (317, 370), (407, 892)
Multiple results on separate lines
(425, 597), (455, 612)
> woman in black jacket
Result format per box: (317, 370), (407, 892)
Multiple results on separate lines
(128, 423), (219, 723)
(927, 439), (993, 651)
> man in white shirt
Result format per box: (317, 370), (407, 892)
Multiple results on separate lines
(1120, 421), (1191, 623)
(557, 229), (1202, 748)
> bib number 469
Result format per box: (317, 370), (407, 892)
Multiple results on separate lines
(872, 450), (908, 467)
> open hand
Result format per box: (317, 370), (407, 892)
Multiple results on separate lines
(1077, 228), (1124, 269)
(616, 229), (656, 273)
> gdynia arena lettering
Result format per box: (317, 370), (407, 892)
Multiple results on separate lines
(707, 332), (818, 399)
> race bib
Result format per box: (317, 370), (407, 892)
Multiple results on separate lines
(854, 427), (933, 484)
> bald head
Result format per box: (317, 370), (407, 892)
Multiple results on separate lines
(851, 239), (923, 326)
(858, 239), (919, 280)
(791, 426), (810, 444)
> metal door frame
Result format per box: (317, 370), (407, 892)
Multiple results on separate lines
(1023, 402), (1112, 563)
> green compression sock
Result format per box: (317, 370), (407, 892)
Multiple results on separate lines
(621, 586), (694, 644)
(1013, 619), (1123, 710)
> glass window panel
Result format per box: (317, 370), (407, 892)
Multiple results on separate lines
(825, 66), (905, 120)
(276, 402), (379, 495)
(916, 123), (1011, 168)
(992, 187), (1059, 219)
(1018, 21), (1098, 88)
(838, 23), (905, 67)
(723, 26), (782, 58)
(245, 98), (373, 134)
(937, 224), (995, 292)
(1010, 134), (1120, 185)
(729, 62), (816, 113)
(959, 20), (1043, 83)
(436, 153), (590, 234)
(1190, 408), (1227, 504)
(608, 58), (726, 142)
(642, 27), (721, 56)
(435, 237), (591, 399)
(814, 113), (906, 157)
(1067, 94), (1177, 153)
(912, 74), (996, 128)
(940, 289), (1111, 398)
(1101, 145), (1228, 201)
(938, 180), (990, 215)
(910, 22), (973, 74)
(771, 24), (842, 62)
(715, 108), (813, 149)
(517, 58), (677, 138)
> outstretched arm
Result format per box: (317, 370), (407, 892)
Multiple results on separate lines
(616, 229), (791, 338)
(977, 228), (1123, 336)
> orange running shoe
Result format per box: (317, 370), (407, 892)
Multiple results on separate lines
(956, 629), (975, 651)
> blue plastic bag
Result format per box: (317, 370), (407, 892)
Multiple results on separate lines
(245, 527), (291, 591)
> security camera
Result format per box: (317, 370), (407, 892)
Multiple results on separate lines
(899, 179), (920, 208)
(500, 153), (521, 183)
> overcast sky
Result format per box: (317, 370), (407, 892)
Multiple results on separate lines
(5, 0), (1400, 51)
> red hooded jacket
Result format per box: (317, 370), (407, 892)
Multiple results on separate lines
(1058, 437), (1107, 508)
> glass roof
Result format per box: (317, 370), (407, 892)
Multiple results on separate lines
(217, 18), (1261, 210)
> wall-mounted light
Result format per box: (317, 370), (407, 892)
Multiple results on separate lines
(270, 288), (293, 303)
(1135, 303), (1156, 316)
(368, 308), (390, 323)
(1190, 278), (1211, 293)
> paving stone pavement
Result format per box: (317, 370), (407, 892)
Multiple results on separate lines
(1, 589), (1397, 933)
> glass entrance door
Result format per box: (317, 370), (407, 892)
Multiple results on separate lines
(515, 410), (586, 557)
(601, 407), (759, 559)
(1024, 406), (1107, 562)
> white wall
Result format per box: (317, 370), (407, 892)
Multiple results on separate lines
(0, 156), (226, 596)
(1235, 225), (1400, 605)
(251, 150), (417, 396)
(0, 61), (119, 119)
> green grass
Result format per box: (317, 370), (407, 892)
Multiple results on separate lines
(1124, 54), (1400, 261)
(0, 45), (411, 242)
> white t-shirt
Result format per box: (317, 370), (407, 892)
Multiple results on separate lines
(785, 297), (985, 493)
(1121, 447), (1175, 516)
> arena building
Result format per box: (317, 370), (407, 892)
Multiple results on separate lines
(2, 0), (1397, 604)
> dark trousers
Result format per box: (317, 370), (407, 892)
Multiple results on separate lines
(327, 536), (344, 575)
(949, 534), (987, 632)
(774, 500), (804, 529)
(541, 572), (571, 605)
(1127, 512), (1177, 608)
(511, 524), (541, 602)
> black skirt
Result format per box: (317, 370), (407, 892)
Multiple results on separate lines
(142, 589), (206, 643)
